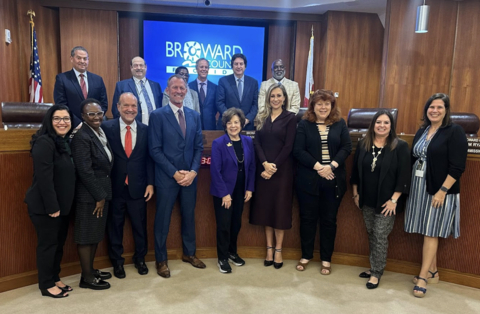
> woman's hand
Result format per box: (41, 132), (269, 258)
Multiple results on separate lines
(381, 200), (396, 216)
(263, 162), (277, 175)
(222, 195), (232, 209)
(261, 171), (272, 180)
(49, 211), (60, 218)
(244, 191), (252, 203)
(432, 190), (447, 208)
(93, 199), (105, 218)
(353, 195), (360, 209)
(317, 165), (335, 180)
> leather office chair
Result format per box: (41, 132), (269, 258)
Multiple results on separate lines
(1, 102), (53, 129)
(451, 112), (479, 138)
(347, 108), (398, 132)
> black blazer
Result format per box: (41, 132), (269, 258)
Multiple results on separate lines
(25, 135), (76, 216)
(412, 123), (467, 195)
(102, 118), (154, 200)
(53, 69), (108, 127)
(71, 124), (113, 203)
(293, 118), (352, 197)
(350, 139), (410, 214)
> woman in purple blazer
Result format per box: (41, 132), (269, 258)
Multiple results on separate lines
(210, 108), (255, 274)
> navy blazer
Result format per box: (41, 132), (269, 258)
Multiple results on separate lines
(111, 78), (163, 123)
(189, 80), (218, 130)
(210, 134), (256, 198)
(148, 105), (203, 188)
(102, 118), (154, 200)
(216, 74), (258, 130)
(54, 69), (108, 127)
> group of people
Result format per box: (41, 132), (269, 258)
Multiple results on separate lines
(25, 45), (468, 300)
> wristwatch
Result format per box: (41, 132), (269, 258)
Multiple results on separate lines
(440, 186), (449, 192)
(390, 198), (397, 204)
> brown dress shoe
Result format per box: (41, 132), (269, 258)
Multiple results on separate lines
(155, 261), (170, 278)
(182, 255), (206, 269)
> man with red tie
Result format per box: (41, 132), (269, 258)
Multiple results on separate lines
(54, 46), (108, 127)
(102, 92), (154, 278)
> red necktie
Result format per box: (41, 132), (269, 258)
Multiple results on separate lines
(125, 126), (132, 184)
(80, 74), (88, 99)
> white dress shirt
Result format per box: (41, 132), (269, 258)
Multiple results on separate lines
(120, 118), (137, 151)
(196, 78), (208, 97)
(168, 102), (186, 126)
(73, 68), (88, 92)
(133, 77), (156, 125)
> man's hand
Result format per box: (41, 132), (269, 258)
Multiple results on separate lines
(144, 185), (154, 202)
(177, 170), (197, 187)
(173, 171), (186, 184)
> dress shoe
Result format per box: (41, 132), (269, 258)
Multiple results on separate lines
(273, 249), (283, 269)
(359, 271), (372, 278)
(41, 288), (69, 298)
(182, 255), (206, 269)
(94, 269), (112, 280)
(57, 284), (73, 292)
(79, 277), (111, 290)
(264, 246), (274, 267)
(366, 277), (380, 289)
(156, 261), (170, 278)
(135, 261), (149, 275)
(113, 265), (126, 279)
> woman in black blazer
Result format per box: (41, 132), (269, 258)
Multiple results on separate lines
(405, 94), (467, 298)
(25, 105), (75, 298)
(293, 89), (352, 275)
(71, 98), (113, 290)
(350, 110), (410, 289)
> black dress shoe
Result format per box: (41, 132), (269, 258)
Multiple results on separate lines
(94, 269), (112, 280)
(366, 277), (380, 289)
(264, 260), (274, 267)
(135, 261), (149, 275)
(359, 271), (372, 278)
(113, 265), (126, 279)
(79, 277), (111, 290)
(41, 288), (69, 298)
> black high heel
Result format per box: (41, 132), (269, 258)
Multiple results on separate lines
(264, 246), (274, 267)
(40, 288), (69, 298)
(273, 248), (283, 269)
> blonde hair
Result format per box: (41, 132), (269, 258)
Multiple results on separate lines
(256, 84), (289, 130)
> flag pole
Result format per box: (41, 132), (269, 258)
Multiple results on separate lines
(27, 10), (35, 52)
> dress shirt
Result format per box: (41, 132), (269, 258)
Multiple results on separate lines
(119, 118), (137, 150)
(168, 102), (186, 126)
(73, 68), (88, 93)
(196, 78), (208, 97)
(235, 75), (245, 88)
(133, 77), (156, 125)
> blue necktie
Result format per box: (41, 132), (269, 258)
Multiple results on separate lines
(237, 79), (243, 102)
(140, 80), (154, 114)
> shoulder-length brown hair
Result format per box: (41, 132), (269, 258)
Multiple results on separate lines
(361, 109), (399, 151)
(302, 89), (341, 125)
(420, 93), (452, 128)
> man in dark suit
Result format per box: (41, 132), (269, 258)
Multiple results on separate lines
(102, 92), (154, 279)
(148, 74), (205, 278)
(188, 58), (218, 130)
(216, 53), (259, 130)
(54, 46), (108, 127)
(111, 56), (163, 125)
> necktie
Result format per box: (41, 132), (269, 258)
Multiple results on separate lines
(237, 79), (243, 102)
(199, 82), (206, 105)
(140, 80), (154, 114)
(125, 126), (132, 184)
(178, 109), (186, 138)
(79, 74), (87, 99)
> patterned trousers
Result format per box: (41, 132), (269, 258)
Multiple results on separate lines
(362, 205), (395, 278)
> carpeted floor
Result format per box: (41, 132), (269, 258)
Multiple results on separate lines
(1, 259), (479, 314)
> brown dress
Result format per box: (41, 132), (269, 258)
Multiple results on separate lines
(250, 110), (297, 229)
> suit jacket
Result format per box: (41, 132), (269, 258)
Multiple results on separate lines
(111, 78), (163, 124)
(257, 78), (301, 115)
(189, 80), (218, 130)
(71, 124), (113, 203)
(210, 134), (256, 198)
(102, 118), (154, 200)
(25, 135), (76, 216)
(350, 139), (410, 214)
(54, 69), (108, 127)
(148, 105), (203, 188)
(293, 118), (352, 197)
(216, 74), (258, 130)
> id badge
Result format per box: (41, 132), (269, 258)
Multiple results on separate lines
(415, 160), (424, 177)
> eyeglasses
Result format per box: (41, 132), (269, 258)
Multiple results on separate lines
(85, 111), (105, 118)
(52, 117), (71, 123)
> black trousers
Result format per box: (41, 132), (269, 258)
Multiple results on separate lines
(29, 213), (69, 289)
(297, 181), (342, 262)
(107, 185), (148, 267)
(213, 173), (245, 261)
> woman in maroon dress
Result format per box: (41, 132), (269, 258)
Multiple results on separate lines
(250, 84), (297, 269)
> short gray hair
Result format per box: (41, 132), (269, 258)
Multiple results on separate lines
(222, 108), (246, 130)
(167, 74), (187, 88)
(196, 58), (210, 67)
(71, 46), (88, 57)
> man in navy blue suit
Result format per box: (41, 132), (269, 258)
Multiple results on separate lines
(148, 74), (205, 278)
(112, 56), (163, 125)
(216, 53), (258, 130)
(188, 58), (218, 130)
(102, 92), (154, 279)
(54, 46), (108, 127)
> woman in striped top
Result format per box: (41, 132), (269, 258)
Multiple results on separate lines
(293, 89), (352, 275)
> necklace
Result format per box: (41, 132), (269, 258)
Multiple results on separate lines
(371, 145), (384, 172)
(231, 140), (244, 163)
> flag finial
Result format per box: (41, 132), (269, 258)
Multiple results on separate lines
(311, 25), (314, 36)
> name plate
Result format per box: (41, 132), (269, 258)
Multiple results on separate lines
(467, 138), (480, 155)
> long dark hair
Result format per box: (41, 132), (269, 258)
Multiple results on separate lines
(361, 109), (398, 151)
(421, 93), (452, 128)
(30, 104), (74, 152)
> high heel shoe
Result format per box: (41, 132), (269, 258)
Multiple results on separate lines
(413, 270), (439, 284)
(264, 246), (274, 267)
(40, 288), (69, 298)
(366, 277), (380, 289)
(273, 248), (283, 269)
(413, 277), (428, 298)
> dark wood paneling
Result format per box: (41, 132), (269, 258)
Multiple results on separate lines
(265, 23), (294, 80)
(59, 8), (118, 116)
(118, 16), (139, 81)
(380, 0), (457, 134)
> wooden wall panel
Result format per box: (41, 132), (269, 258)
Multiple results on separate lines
(265, 23), (294, 80)
(118, 16), (139, 81)
(380, 0), (457, 134)
(449, 0), (480, 116)
(59, 8), (118, 116)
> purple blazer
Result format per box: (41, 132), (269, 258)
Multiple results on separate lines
(210, 134), (255, 198)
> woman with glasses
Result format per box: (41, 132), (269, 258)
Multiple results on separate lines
(162, 66), (200, 114)
(71, 98), (113, 290)
(25, 105), (75, 298)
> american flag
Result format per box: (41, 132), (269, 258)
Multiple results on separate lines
(304, 29), (314, 107)
(29, 26), (43, 103)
